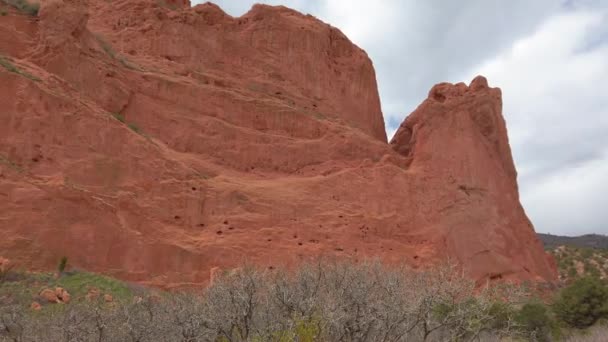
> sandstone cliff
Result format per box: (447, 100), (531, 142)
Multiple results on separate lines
(0, 0), (556, 287)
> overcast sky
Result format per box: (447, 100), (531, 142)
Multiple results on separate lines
(195, 1), (608, 236)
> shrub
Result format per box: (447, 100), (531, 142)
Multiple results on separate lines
(515, 302), (554, 341)
(553, 277), (608, 328)
(58, 256), (68, 274)
(0, 261), (552, 341)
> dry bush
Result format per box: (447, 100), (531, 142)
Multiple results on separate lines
(0, 260), (562, 342)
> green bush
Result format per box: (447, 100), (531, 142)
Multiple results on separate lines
(58, 256), (68, 274)
(553, 277), (608, 328)
(515, 302), (554, 341)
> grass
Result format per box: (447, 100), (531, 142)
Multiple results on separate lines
(56, 271), (133, 302)
(1, 0), (39, 16)
(0, 55), (41, 81)
(1, 270), (134, 308)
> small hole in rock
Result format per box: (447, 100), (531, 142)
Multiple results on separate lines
(216, 230), (223, 235)
(228, 227), (234, 230)
(413, 255), (419, 260)
(223, 220), (228, 225)
(298, 242), (303, 246)
(174, 215), (180, 220)
(267, 238), (272, 242)
(198, 223), (205, 227)
(490, 274), (503, 280)
(191, 187), (196, 191)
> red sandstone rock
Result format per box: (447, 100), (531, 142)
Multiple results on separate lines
(390, 76), (555, 282)
(31, 301), (42, 311)
(0, 1), (556, 287)
(39, 289), (59, 303)
(55, 287), (70, 303)
(86, 287), (101, 302)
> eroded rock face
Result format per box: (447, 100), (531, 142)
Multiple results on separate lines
(0, 1), (556, 287)
(390, 76), (555, 282)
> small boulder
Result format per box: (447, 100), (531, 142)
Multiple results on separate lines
(31, 301), (42, 311)
(103, 294), (113, 303)
(85, 287), (100, 301)
(55, 287), (70, 303)
(39, 289), (59, 303)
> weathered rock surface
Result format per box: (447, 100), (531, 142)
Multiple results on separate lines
(0, 0), (556, 287)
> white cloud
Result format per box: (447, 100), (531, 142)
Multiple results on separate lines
(464, 9), (608, 235)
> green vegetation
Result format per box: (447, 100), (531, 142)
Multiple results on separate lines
(0, 55), (41, 81)
(56, 272), (133, 302)
(1, 0), (39, 16)
(553, 277), (608, 329)
(57, 257), (68, 274)
(515, 302), (557, 341)
(548, 244), (608, 282)
(1, 270), (133, 306)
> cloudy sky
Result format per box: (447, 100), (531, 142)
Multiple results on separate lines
(195, 1), (608, 236)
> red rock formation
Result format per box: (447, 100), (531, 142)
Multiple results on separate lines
(0, 0), (556, 287)
(390, 77), (555, 282)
